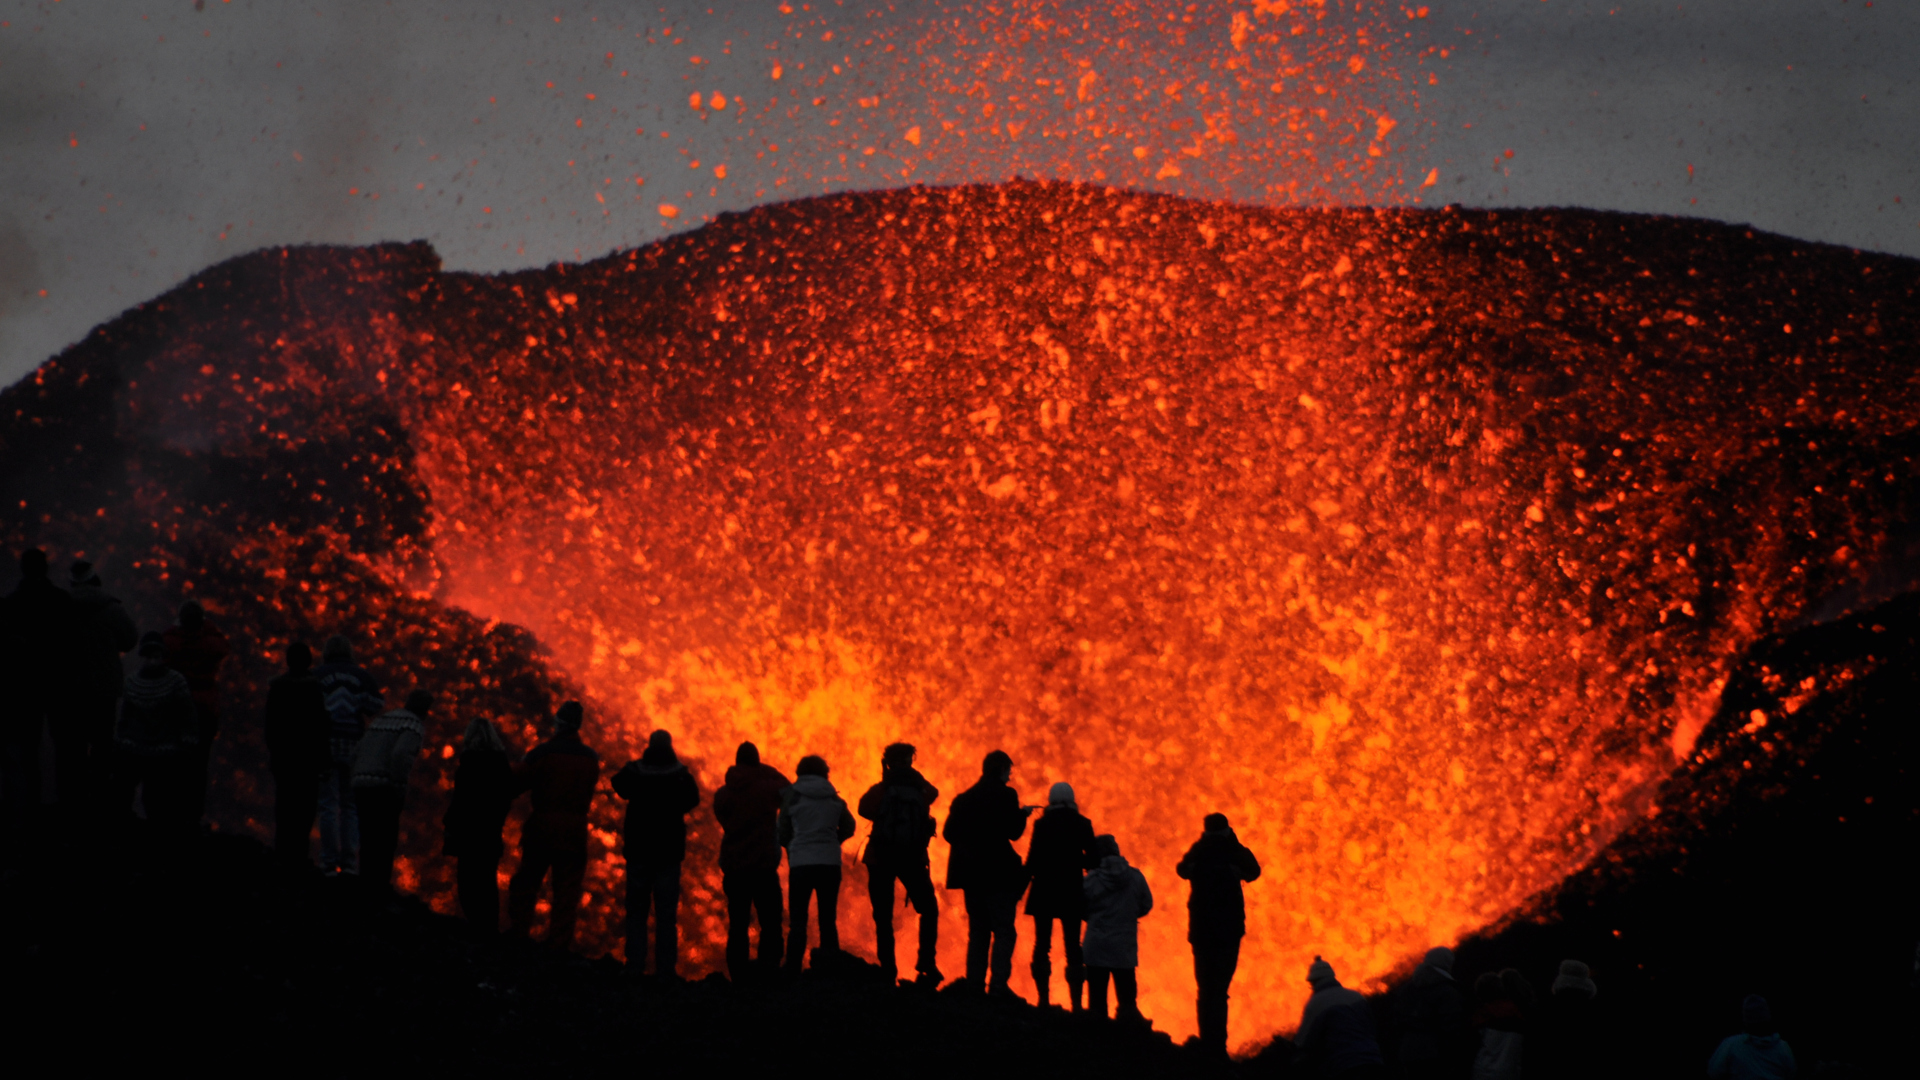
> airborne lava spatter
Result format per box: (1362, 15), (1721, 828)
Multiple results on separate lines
(5, 185), (1917, 1050)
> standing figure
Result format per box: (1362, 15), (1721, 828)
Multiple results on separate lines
(1392, 947), (1469, 1080)
(111, 632), (198, 845)
(506, 701), (601, 949)
(1297, 956), (1386, 1079)
(442, 716), (516, 931)
(350, 690), (431, 891)
(610, 729), (701, 976)
(312, 636), (383, 875)
(711, 740), (790, 979)
(1176, 812), (1263, 1058)
(1024, 781), (1099, 1011)
(1469, 969), (1532, 1080)
(0, 549), (76, 843)
(943, 749), (1033, 996)
(161, 599), (229, 824)
(62, 561), (137, 820)
(1707, 995), (1796, 1080)
(1082, 834), (1153, 1023)
(779, 754), (855, 972)
(857, 742), (942, 986)
(262, 641), (330, 865)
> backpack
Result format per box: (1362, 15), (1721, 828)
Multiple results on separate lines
(870, 781), (933, 850)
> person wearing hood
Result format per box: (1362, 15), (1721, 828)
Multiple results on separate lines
(262, 641), (330, 865)
(111, 631), (198, 842)
(1177, 812), (1263, 1058)
(312, 635), (384, 875)
(1, 549), (77, 837)
(1296, 956), (1385, 1078)
(162, 599), (229, 823)
(944, 748), (1033, 996)
(60, 560), (136, 819)
(1532, 959), (1602, 1080)
(1023, 781), (1099, 1010)
(1392, 947), (1470, 1080)
(350, 689), (432, 891)
(611, 728), (701, 976)
(857, 741), (942, 986)
(1082, 833), (1153, 1023)
(442, 716), (517, 930)
(507, 701), (601, 948)
(778, 754), (856, 972)
(712, 740), (791, 979)
(1707, 995), (1796, 1080)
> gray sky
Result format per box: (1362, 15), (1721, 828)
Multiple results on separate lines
(3, 0), (1915, 390)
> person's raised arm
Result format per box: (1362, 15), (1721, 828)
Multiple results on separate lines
(1237, 842), (1262, 883)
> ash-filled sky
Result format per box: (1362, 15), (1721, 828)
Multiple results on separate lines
(2, 0), (1915, 390)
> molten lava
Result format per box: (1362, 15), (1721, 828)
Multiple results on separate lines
(6, 184), (1917, 1051)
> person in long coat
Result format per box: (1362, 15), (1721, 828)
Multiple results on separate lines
(1023, 781), (1099, 1010)
(943, 749), (1033, 995)
(1082, 834), (1153, 1023)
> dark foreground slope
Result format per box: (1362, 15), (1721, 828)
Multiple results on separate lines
(4, 590), (1912, 1078)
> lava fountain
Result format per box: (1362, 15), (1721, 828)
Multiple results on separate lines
(5, 184), (1917, 1049)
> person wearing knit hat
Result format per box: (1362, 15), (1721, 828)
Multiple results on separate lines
(1707, 996), (1796, 1080)
(1535, 959), (1603, 1079)
(611, 728), (701, 975)
(1296, 955), (1385, 1077)
(1022, 778), (1099, 1010)
(1394, 946), (1469, 1079)
(1175, 812), (1263, 1059)
(506, 700), (602, 948)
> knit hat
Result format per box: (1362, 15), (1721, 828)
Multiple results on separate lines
(1423, 947), (1455, 973)
(1308, 956), (1338, 989)
(1551, 959), (1597, 999)
(1049, 782), (1075, 807)
(555, 700), (583, 731)
(137, 630), (166, 658)
(69, 560), (101, 587)
(1742, 995), (1771, 1026)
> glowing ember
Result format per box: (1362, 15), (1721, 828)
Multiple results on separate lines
(6, 187), (1916, 1051)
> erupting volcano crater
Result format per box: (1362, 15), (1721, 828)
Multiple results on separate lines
(5, 182), (1917, 1048)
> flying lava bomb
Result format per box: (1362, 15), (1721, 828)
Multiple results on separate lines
(4, 183), (1917, 1048)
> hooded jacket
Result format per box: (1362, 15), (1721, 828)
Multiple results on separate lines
(1394, 960), (1469, 1067)
(1298, 970), (1384, 1077)
(611, 753), (702, 866)
(779, 773), (856, 867)
(942, 776), (1028, 891)
(68, 580), (137, 699)
(350, 707), (426, 791)
(712, 760), (791, 874)
(1176, 824), (1262, 944)
(516, 730), (601, 854)
(115, 666), (197, 756)
(1082, 853), (1153, 968)
(857, 766), (939, 869)
(1024, 805), (1099, 919)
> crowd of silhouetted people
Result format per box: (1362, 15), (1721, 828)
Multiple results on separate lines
(1, 548), (1810, 1076)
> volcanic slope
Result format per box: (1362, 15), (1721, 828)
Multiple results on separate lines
(3, 182), (1918, 1045)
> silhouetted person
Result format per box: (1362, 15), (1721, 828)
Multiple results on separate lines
(443, 716), (516, 931)
(1024, 781), (1098, 1010)
(1469, 970), (1531, 1080)
(944, 749), (1032, 996)
(611, 729), (701, 976)
(1177, 811), (1263, 1058)
(312, 636), (383, 874)
(351, 689), (430, 891)
(1532, 959), (1601, 1080)
(1298, 956), (1386, 1079)
(61, 561), (136, 821)
(857, 741), (941, 986)
(779, 753), (855, 972)
(1083, 833), (1153, 1023)
(111, 632), (197, 846)
(712, 740), (790, 979)
(1, 549), (76, 842)
(1392, 947), (1469, 1080)
(1707, 995), (1796, 1080)
(162, 599), (229, 824)
(507, 701), (600, 948)
(262, 641), (329, 866)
